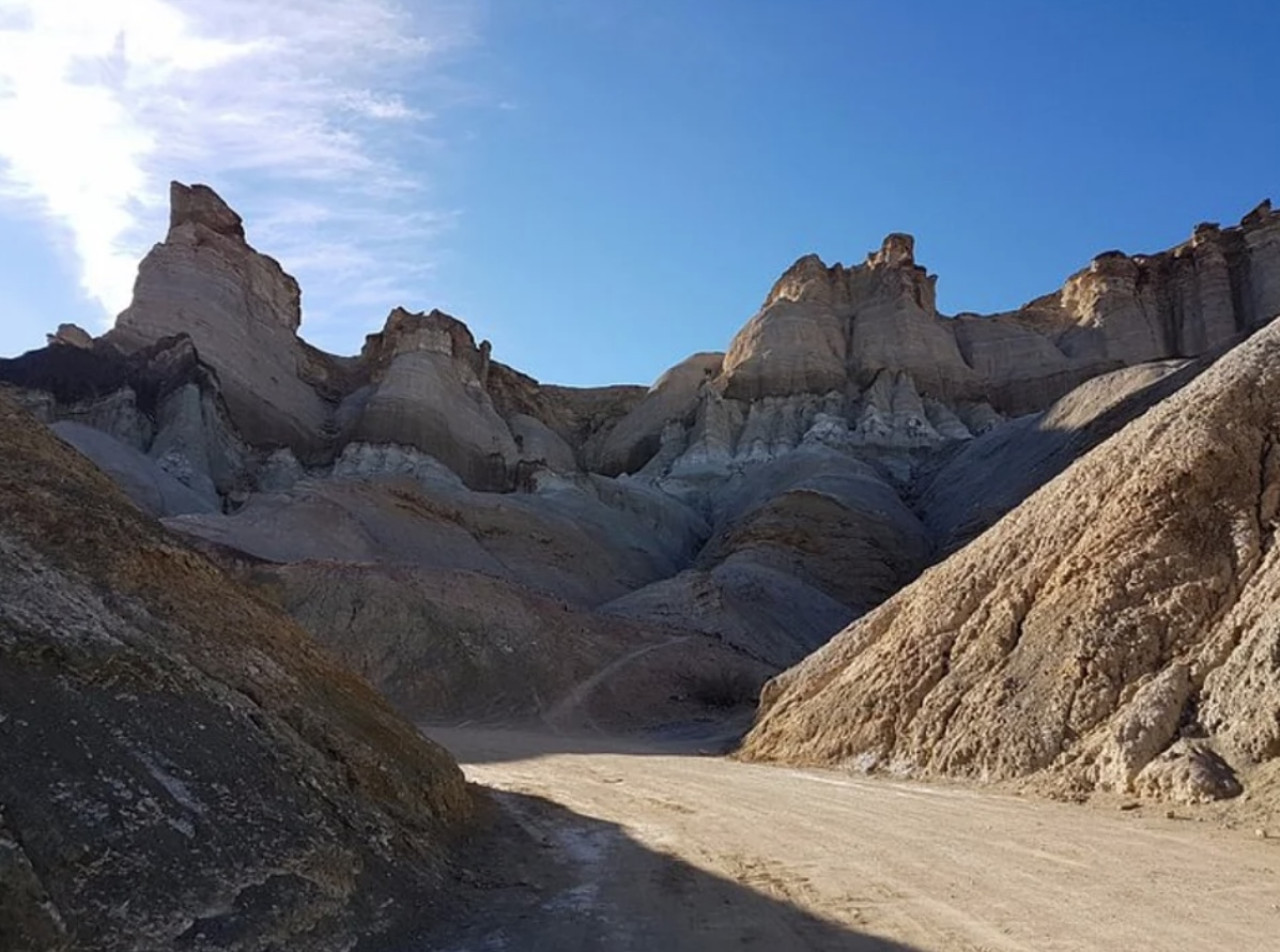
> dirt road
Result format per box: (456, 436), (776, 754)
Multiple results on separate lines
(421, 726), (1280, 951)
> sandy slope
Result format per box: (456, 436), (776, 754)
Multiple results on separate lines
(425, 727), (1280, 952)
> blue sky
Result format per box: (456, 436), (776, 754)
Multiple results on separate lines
(0, 1), (1276, 386)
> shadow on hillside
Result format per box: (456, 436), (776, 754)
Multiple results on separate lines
(421, 717), (755, 765)
(391, 787), (922, 952)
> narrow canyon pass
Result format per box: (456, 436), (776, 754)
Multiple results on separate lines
(3, 183), (1280, 949)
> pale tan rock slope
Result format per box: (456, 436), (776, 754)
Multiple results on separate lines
(743, 314), (1280, 804)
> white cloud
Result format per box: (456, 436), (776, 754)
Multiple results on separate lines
(342, 90), (425, 121)
(0, 0), (475, 343)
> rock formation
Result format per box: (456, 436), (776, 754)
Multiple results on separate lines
(4, 182), (1280, 766)
(46, 323), (93, 349)
(249, 561), (772, 729)
(742, 312), (1280, 804)
(109, 182), (332, 458)
(643, 201), (1280, 487)
(0, 393), (471, 950)
(912, 357), (1207, 553)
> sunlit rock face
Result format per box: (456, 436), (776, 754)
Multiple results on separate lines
(716, 205), (1279, 419)
(3, 182), (1278, 723)
(73, 181), (1280, 500)
(347, 307), (522, 491)
(742, 312), (1280, 807)
(109, 182), (331, 458)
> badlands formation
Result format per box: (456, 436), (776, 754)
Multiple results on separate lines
(744, 315), (1280, 804)
(4, 182), (1280, 747)
(4, 181), (1280, 944)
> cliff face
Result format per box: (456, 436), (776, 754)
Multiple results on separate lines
(109, 183), (330, 457)
(68, 181), (1280, 501)
(582, 204), (1279, 515)
(733, 204), (1279, 413)
(4, 183), (1279, 763)
(28, 180), (1274, 506)
(97, 184), (636, 493)
(347, 307), (526, 490)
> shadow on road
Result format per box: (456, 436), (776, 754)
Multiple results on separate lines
(390, 786), (923, 952)
(422, 717), (755, 765)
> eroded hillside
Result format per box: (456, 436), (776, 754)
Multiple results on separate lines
(743, 315), (1280, 810)
(3, 182), (1278, 742)
(0, 394), (472, 951)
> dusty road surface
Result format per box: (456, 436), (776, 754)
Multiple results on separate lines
(419, 726), (1280, 951)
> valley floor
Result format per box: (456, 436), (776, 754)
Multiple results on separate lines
(418, 725), (1280, 952)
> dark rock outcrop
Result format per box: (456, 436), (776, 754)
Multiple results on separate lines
(0, 394), (472, 950)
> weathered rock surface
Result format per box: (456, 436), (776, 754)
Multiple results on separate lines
(604, 202), (1280, 487)
(349, 308), (521, 490)
(51, 420), (219, 516)
(912, 357), (1209, 553)
(742, 313), (1280, 805)
(584, 352), (724, 477)
(0, 332), (251, 502)
(46, 323), (93, 349)
(600, 560), (855, 669)
(698, 449), (930, 606)
(167, 471), (709, 608)
(6, 183), (1280, 746)
(0, 394), (472, 951)
(108, 182), (334, 458)
(245, 561), (771, 728)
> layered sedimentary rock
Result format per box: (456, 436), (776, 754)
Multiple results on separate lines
(248, 561), (771, 728)
(912, 357), (1207, 553)
(346, 308), (522, 490)
(108, 183), (334, 458)
(584, 352), (724, 477)
(0, 394), (471, 951)
(168, 472), (708, 608)
(5, 182), (1279, 736)
(17, 184), (1278, 506)
(742, 315), (1280, 804)
(0, 331), (247, 508)
(618, 203), (1280, 493)
(779, 209), (1280, 410)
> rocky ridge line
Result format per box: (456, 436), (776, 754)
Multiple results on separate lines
(3, 183), (1278, 740)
